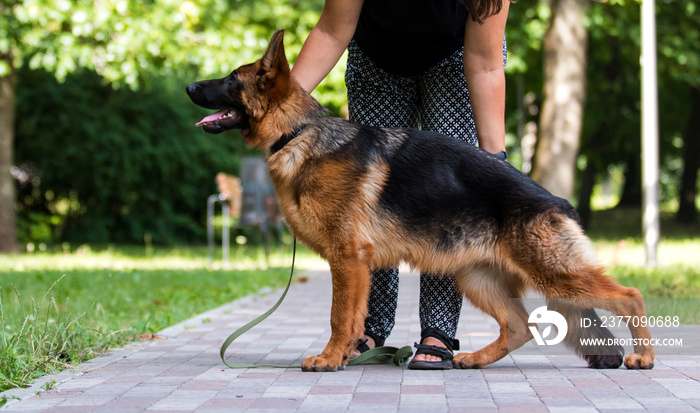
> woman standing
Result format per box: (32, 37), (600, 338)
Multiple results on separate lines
(290, 0), (509, 369)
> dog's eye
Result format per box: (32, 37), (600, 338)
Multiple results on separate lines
(225, 74), (241, 89)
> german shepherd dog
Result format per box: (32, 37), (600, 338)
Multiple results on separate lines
(187, 30), (655, 372)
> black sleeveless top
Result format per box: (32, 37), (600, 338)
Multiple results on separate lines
(353, 0), (468, 77)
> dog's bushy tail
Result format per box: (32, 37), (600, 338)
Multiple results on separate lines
(549, 302), (624, 368)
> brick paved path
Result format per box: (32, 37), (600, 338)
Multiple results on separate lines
(2, 267), (700, 412)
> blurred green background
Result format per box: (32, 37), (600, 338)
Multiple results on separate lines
(1, 0), (698, 247)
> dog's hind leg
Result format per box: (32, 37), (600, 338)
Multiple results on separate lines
(301, 243), (372, 372)
(513, 213), (654, 369)
(452, 267), (531, 369)
(550, 268), (655, 370)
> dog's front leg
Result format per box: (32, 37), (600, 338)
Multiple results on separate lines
(301, 244), (372, 372)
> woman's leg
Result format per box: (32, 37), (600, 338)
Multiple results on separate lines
(412, 41), (507, 361)
(345, 41), (420, 344)
(415, 47), (476, 344)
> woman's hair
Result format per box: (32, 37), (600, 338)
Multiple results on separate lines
(460, 0), (507, 23)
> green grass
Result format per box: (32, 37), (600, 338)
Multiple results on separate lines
(0, 242), (323, 393)
(610, 265), (700, 323)
(586, 208), (700, 323)
(585, 208), (700, 297)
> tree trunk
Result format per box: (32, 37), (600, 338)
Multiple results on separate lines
(530, 0), (590, 200)
(676, 87), (700, 224)
(617, 154), (642, 207)
(0, 52), (19, 253)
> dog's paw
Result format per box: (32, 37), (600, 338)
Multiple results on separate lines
(624, 353), (654, 370)
(301, 355), (344, 372)
(585, 354), (623, 369)
(453, 352), (486, 369)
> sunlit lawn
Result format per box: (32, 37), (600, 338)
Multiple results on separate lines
(0, 242), (323, 393)
(586, 208), (700, 300)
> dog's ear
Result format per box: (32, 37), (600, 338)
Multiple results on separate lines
(259, 30), (289, 81)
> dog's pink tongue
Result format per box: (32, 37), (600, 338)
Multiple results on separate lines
(195, 109), (228, 127)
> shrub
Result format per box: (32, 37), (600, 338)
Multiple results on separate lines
(14, 67), (259, 244)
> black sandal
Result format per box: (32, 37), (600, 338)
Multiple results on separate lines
(407, 328), (460, 370)
(355, 331), (386, 354)
(356, 338), (371, 353)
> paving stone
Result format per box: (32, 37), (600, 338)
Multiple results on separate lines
(542, 397), (597, 409)
(486, 381), (536, 395)
(547, 407), (598, 413)
(352, 392), (400, 404)
(447, 397), (497, 408)
(495, 403), (549, 412)
(491, 394), (542, 405)
(298, 393), (352, 410)
(654, 378), (700, 398)
(631, 397), (697, 412)
(355, 382), (401, 393)
(532, 385), (585, 398)
(307, 385), (355, 394)
(399, 393), (447, 407)
(588, 394), (645, 410)
(101, 396), (160, 410)
(178, 379), (230, 391)
(348, 404), (400, 412)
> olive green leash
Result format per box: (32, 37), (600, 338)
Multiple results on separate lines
(219, 238), (413, 369)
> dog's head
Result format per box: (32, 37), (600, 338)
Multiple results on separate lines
(186, 30), (294, 138)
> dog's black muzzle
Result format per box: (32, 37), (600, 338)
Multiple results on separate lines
(187, 80), (249, 133)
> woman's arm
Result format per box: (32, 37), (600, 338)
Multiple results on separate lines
(291, 0), (364, 92)
(463, 0), (510, 154)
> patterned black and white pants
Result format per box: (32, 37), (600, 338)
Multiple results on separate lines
(345, 41), (486, 342)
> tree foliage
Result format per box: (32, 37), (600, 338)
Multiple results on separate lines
(581, 0), (699, 211)
(3, 0), (699, 247)
(2, 0), (343, 106)
(506, 0), (699, 220)
(13, 67), (255, 244)
(3, 0), (348, 246)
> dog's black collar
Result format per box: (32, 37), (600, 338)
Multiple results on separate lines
(270, 125), (307, 154)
